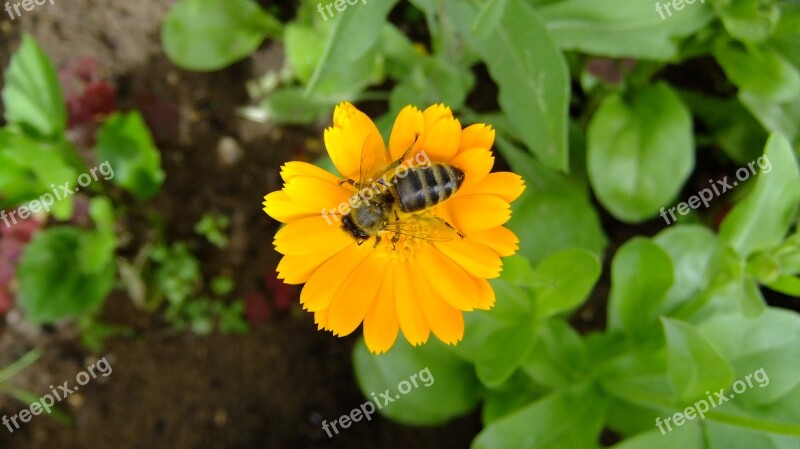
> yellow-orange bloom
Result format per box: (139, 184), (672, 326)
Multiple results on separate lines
(263, 102), (525, 354)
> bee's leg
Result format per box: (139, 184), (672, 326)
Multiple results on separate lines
(384, 133), (421, 172)
(435, 216), (464, 239)
(391, 233), (400, 250)
(373, 235), (381, 248)
(393, 210), (400, 221)
(338, 178), (357, 187)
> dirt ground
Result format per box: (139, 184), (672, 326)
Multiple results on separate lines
(0, 1), (480, 447)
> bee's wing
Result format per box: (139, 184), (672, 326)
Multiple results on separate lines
(384, 214), (461, 242)
(356, 133), (391, 189)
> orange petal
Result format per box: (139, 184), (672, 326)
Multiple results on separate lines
(416, 244), (478, 311)
(444, 194), (511, 230)
(363, 268), (399, 354)
(435, 237), (502, 279)
(299, 242), (371, 312)
(280, 161), (342, 184)
(459, 123), (495, 153)
(449, 148), (494, 191)
(389, 105), (425, 162)
(326, 252), (388, 337)
(464, 226), (520, 257)
(274, 215), (352, 256)
(395, 260), (430, 345)
(263, 191), (319, 223)
(421, 104), (461, 161)
(324, 102), (387, 180)
(276, 232), (353, 284)
(283, 176), (353, 214)
(414, 268), (464, 345)
(473, 276), (496, 310)
(459, 172), (525, 203)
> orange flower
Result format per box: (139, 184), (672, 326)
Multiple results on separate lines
(263, 102), (524, 354)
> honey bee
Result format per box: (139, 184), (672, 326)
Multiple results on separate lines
(340, 135), (464, 245)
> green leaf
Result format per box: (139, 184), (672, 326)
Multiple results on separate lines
(259, 87), (337, 125)
(472, 384), (606, 449)
(608, 425), (704, 449)
(662, 318), (735, 403)
(765, 274), (800, 296)
(0, 130), (76, 218)
(538, 0), (714, 60)
(472, 0), (507, 39)
(352, 335), (481, 426)
(719, 132), (800, 257)
(588, 83), (694, 223)
(698, 309), (800, 406)
(608, 238), (674, 338)
(707, 0), (780, 43)
(284, 24), (327, 83)
(714, 41), (800, 102)
(161, 0), (281, 71)
(739, 91), (800, 143)
(95, 111), (165, 199)
(653, 225), (720, 312)
(451, 0), (570, 171)
(388, 56), (474, 114)
(2, 35), (66, 138)
(534, 248), (601, 318)
(18, 227), (115, 323)
(706, 421), (800, 449)
(476, 321), (537, 387)
(78, 197), (117, 274)
(304, 0), (399, 95)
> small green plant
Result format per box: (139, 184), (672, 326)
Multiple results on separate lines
(1, 35), (165, 328)
(194, 213), (230, 249)
(0, 349), (71, 425)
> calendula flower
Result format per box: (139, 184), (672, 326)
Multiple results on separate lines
(263, 102), (524, 354)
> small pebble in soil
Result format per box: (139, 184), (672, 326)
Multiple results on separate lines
(217, 136), (244, 166)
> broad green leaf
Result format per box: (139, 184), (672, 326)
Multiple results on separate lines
(162, 0), (281, 71)
(521, 319), (588, 390)
(739, 91), (800, 143)
(95, 111), (165, 199)
(719, 132), (800, 257)
(706, 0), (779, 43)
(259, 87), (337, 125)
(18, 227), (115, 323)
(476, 321), (537, 387)
(352, 335), (480, 426)
(472, 0), (507, 39)
(2, 35), (66, 138)
(534, 248), (601, 318)
(472, 384), (606, 449)
(714, 42), (800, 102)
(304, 0), (399, 95)
(284, 24), (327, 83)
(608, 425), (704, 449)
(765, 274), (800, 296)
(588, 83), (694, 223)
(388, 56), (474, 114)
(450, 0), (570, 171)
(0, 131), (76, 219)
(698, 309), (800, 406)
(707, 421), (800, 449)
(608, 238), (674, 338)
(654, 225), (719, 312)
(539, 0), (714, 60)
(661, 318), (735, 403)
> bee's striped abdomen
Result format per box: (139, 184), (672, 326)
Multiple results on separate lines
(391, 164), (465, 213)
